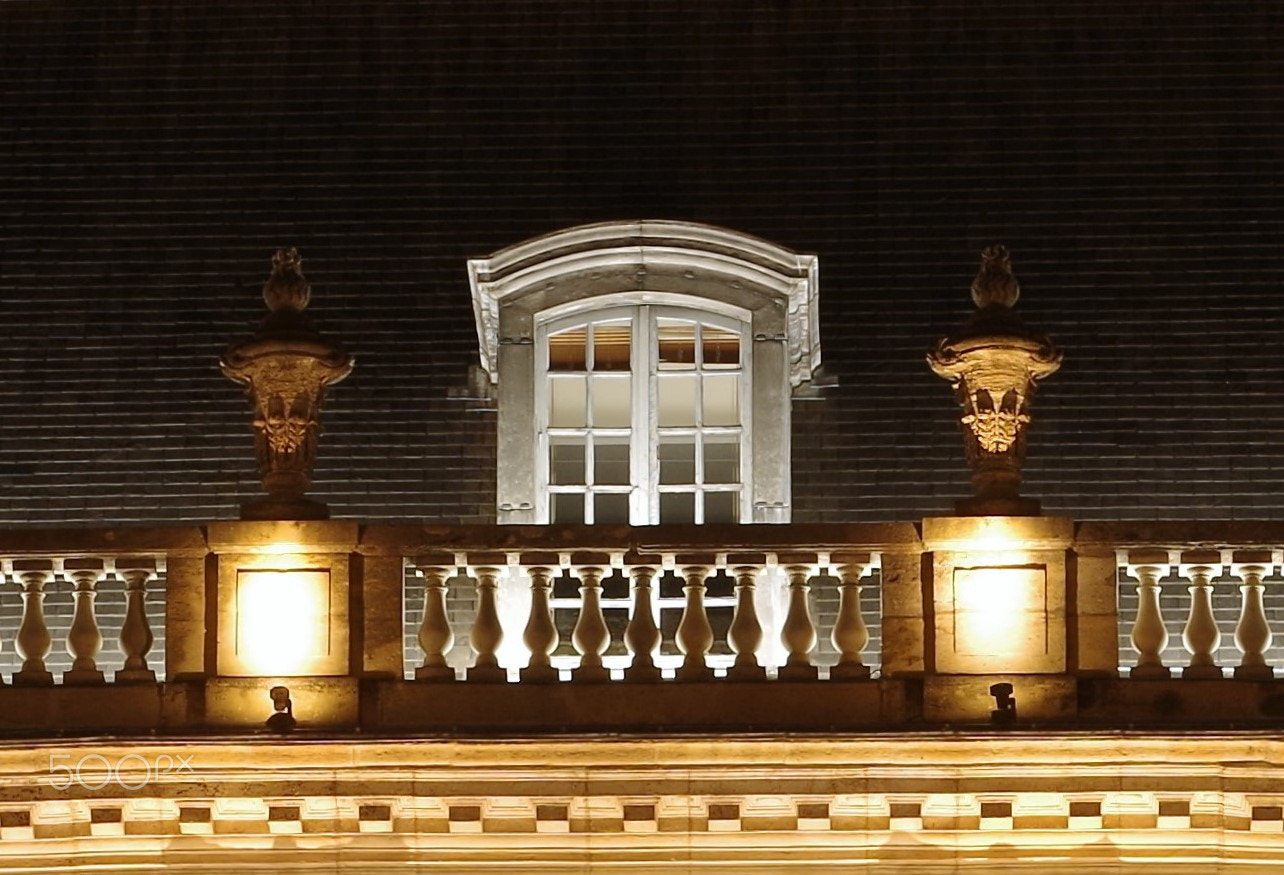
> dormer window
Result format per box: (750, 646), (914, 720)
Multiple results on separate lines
(540, 305), (748, 524)
(468, 221), (822, 524)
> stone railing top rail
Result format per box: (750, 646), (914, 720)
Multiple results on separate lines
(0, 521), (922, 560)
(4, 518), (1284, 561)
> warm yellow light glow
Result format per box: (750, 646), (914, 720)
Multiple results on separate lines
(236, 570), (330, 675)
(263, 540), (306, 556)
(961, 516), (1024, 552)
(953, 567), (1046, 658)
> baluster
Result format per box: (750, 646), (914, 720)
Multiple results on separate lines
(13, 561), (53, 686)
(1231, 560), (1273, 681)
(415, 561), (456, 682)
(676, 563), (714, 681)
(1180, 559), (1224, 679)
(572, 563), (610, 682)
(623, 563), (662, 682)
(467, 565), (506, 683)
(115, 560), (156, 683)
(779, 563), (818, 680)
(727, 562), (765, 681)
(521, 566), (559, 683)
(1128, 560), (1171, 679)
(831, 556), (873, 681)
(64, 559), (105, 685)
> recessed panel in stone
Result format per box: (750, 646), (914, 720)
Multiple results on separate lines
(952, 566), (1048, 658)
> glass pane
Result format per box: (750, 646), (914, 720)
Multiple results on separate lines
(702, 374), (739, 426)
(702, 324), (740, 368)
(659, 492), (695, 524)
(604, 608), (630, 655)
(592, 320), (631, 371)
(657, 319), (696, 370)
(552, 492), (584, 524)
(549, 375), (587, 427)
(553, 608), (577, 655)
(591, 375), (631, 427)
(658, 374), (698, 427)
(703, 439), (739, 484)
(659, 440), (695, 484)
(550, 440), (585, 485)
(594, 492), (630, 524)
(708, 606), (734, 654)
(594, 440), (630, 485)
(703, 491), (739, 523)
(553, 573), (579, 598)
(548, 326), (587, 371)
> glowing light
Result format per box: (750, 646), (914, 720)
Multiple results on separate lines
(236, 570), (330, 675)
(962, 516), (1023, 552)
(263, 541), (306, 556)
(953, 567), (1047, 659)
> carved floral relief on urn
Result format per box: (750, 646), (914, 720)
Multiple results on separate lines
(928, 246), (1061, 516)
(221, 249), (353, 520)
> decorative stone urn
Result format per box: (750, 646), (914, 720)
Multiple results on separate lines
(222, 249), (353, 520)
(928, 246), (1061, 516)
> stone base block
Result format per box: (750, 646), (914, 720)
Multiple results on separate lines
(924, 674), (1077, 723)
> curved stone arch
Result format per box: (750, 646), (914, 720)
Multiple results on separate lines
(468, 220), (821, 389)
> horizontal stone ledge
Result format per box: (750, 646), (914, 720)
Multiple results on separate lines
(0, 677), (1283, 737)
(1075, 520), (1284, 550)
(367, 521), (925, 556)
(368, 680), (903, 732)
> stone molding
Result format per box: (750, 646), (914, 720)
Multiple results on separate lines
(0, 736), (1279, 871)
(467, 219), (822, 390)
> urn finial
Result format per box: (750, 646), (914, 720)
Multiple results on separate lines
(928, 246), (1061, 516)
(221, 249), (353, 520)
(971, 244), (1021, 310)
(263, 247), (311, 313)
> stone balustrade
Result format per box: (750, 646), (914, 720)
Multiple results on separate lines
(0, 554), (165, 686)
(0, 520), (1276, 735)
(403, 551), (880, 684)
(1121, 548), (1280, 681)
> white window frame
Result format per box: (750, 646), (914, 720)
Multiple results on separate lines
(536, 302), (753, 524)
(468, 220), (822, 524)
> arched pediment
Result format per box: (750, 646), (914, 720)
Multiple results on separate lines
(468, 220), (821, 389)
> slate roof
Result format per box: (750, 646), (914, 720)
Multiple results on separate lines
(2, 0), (1284, 525)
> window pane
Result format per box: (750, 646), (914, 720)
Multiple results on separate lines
(550, 440), (585, 485)
(594, 440), (630, 485)
(659, 440), (695, 484)
(659, 492), (695, 524)
(552, 492), (584, 524)
(548, 326), (587, 371)
(704, 439), (739, 484)
(594, 492), (630, 524)
(592, 320), (631, 371)
(604, 608), (630, 655)
(657, 319), (696, 370)
(591, 375), (631, 427)
(703, 491), (739, 523)
(702, 324), (740, 368)
(658, 374), (698, 426)
(553, 608), (578, 655)
(549, 375), (587, 427)
(702, 374), (739, 426)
